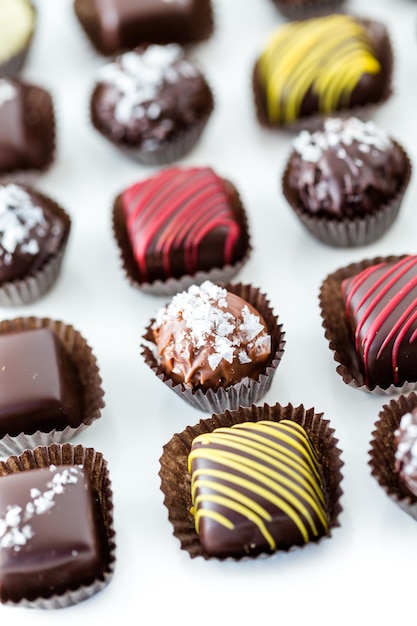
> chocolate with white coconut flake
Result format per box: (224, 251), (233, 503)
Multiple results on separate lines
(285, 117), (407, 219)
(0, 183), (68, 284)
(90, 43), (214, 165)
(151, 281), (272, 391)
(395, 408), (417, 497)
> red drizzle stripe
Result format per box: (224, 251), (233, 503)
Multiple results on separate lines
(343, 256), (417, 386)
(122, 167), (241, 280)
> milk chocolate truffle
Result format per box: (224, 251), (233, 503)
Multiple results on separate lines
(143, 281), (285, 412)
(112, 166), (251, 293)
(189, 419), (329, 558)
(152, 281), (272, 391)
(90, 44), (214, 165)
(253, 15), (393, 128)
(0, 183), (70, 305)
(74, 0), (214, 56)
(282, 117), (411, 246)
(0, 0), (36, 77)
(394, 408), (417, 497)
(0, 78), (55, 175)
(0, 443), (116, 608)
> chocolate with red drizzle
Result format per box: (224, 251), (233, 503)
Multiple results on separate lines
(116, 166), (249, 284)
(341, 255), (417, 389)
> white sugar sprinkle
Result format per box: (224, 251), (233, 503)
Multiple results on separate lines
(0, 466), (82, 551)
(153, 281), (271, 371)
(0, 184), (47, 260)
(97, 44), (198, 125)
(292, 117), (392, 163)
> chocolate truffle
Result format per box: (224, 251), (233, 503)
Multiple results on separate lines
(282, 117), (411, 246)
(253, 15), (392, 128)
(73, 0), (214, 56)
(341, 255), (417, 390)
(269, 0), (345, 19)
(0, 327), (83, 437)
(113, 166), (251, 290)
(394, 408), (417, 497)
(0, 0), (36, 77)
(0, 78), (55, 175)
(0, 464), (109, 604)
(90, 44), (214, 165)
(151, 281), (272, 392)
(188, 419), (329, 557)
(0, 183), (70, 285)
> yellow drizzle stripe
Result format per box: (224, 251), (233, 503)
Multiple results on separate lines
(257, 14), (381, 123)
(190, 448), (326, 534)
(188, 420), (328, 550)
(194, 494), (276, 549)
(191, 431), (324, 505)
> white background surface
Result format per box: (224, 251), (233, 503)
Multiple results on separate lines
(4, 0), (417, 622)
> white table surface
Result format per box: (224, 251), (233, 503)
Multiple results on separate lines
(4, 0), (417, 622)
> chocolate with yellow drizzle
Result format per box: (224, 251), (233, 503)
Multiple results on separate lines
(188, 419), (328, 557)
(254, 15), (392, 125)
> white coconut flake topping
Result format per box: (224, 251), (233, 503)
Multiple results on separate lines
(0, 184), (47, 263)
(97, 43), (199, 125)
(395, 412), (417, 476)
(153, 280), (271, 371)
(0, 466), (82, 551)
(292, 117), (393, 164)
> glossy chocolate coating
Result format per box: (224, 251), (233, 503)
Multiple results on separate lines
(284, 117), (407, 219)
(90, 44), (213, 159)
(189, 419), (328, 557)
(0, 183), (69, 284)
(0, 327), (83, 437)
(253, 17), (392, 127)
(341, 256), (417, 390)
(74, 0), (214, 55)
(152, 281), (272, 391)
(115, 167), (249, 284)
(0, 78), (54, 173)
(0, 464), (108, 603)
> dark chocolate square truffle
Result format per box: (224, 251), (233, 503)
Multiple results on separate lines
(0, 464), (109, 603)
(188, 419), (329, 557)
(74, 0), (214, 55)
(0, 327), (83, 437)
(253, 15), (392, 128)
(0, 78), (55, 174)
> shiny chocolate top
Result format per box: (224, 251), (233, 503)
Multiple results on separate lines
(119, 166), (248, 283)
(0, 78), (55, 173)
(188, 419), (328, 557)
(341, 255), (417, 389)
(91, 43), (213, 150)
(285, 117), (407, 218)
(0, 183), (67, 283)
(0, 327), (83, 437)
(395, 408), (417, 498)
(74, 0), (213, 55)
(152, 281), (272, 391)
(0, 464), (108, 603)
